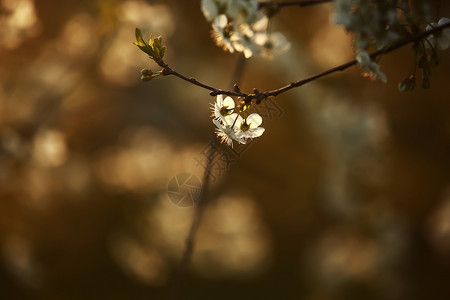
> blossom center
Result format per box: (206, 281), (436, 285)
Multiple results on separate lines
(240, 121), (250, 132)
(223, 23), (234, 39)
(220, 106), (233, 116)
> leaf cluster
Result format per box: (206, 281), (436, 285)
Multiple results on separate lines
(134, 28), (166, 61)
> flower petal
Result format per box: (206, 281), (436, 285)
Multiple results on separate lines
(253, 16), (268, 32)
(214, 14), (228, 28)
(426, 23), (436, 31)
(213, 118), (224, 129)
(201, 0), (218, 21)
(216, 94), (224, 106)
(246, 113), (263, 128)
(250, 127), (265, 138)
(438, 38), (449, 50)
(223, 96), (235, 109)
(234, 135), (247, 144)
(438, 17), (450, 26)
(233, 114), (244, 128)
(223, 113), (238, 126)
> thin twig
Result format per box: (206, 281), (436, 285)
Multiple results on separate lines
(156, 22), (449, 102)
(158, 59), (246, 97)
(265, 21), (449, 97)
(229, 54), (247, 88)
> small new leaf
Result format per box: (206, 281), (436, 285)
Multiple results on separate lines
(134, 28), (166, 61)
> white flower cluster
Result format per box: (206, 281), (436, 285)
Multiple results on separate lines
(333, 0), (403, 82)
(333, 0), (401, 50)
(201, 0), (290, 59)
(212, 95), (265, 147)
(356, 51), (387, 83)
(426, 17), (450, 51)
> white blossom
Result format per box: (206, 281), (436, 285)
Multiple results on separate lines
(212, 14), (235, 53)
(231, 23), (260, 58)
(202, 0), (291, 59)
(211, 95), (235, 123)
(211, 96), (266, 146)
(333, 1), (401, 51)
(235, 113), (265, 140)
(356, 51), (387, 83)
(426, 17), (450, 50)
(213, 113), (246, 147)
(333, 0), (352, 28)
(254, 32), (291, 59)
(201, 0), (228, 22)
(226, 0), (259, 24)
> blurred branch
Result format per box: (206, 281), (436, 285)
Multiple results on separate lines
(171, 53), (250, 299)
(171, 139), (216, 300)
(229, 54), (247, 88)
(155, 22), (449, 103)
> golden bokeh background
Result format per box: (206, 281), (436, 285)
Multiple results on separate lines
(1, 0), (450, 299)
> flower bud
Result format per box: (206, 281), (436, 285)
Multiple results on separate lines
(141, 68), (153, 76)
(238, 99), (251, 112)
(141, 75), (152, 82)
(161, 68), (171, 76)
(408, 75), (416, 91)
(421, 66), (431, 78)
(398, 76), (416, 92)
(398, 80), (408, 92)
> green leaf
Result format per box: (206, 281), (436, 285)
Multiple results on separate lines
(134, 28), (156, 58)
(134, 28), (166, 61)
(134, 28), (146, 47)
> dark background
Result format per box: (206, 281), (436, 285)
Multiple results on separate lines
(1, 0), (450, 299)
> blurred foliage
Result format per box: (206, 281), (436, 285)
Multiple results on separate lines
(1, 0), (450, 299)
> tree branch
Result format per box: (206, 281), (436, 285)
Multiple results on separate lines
(157, 59), (246, 98)
(265, 22), (449, 97)
(156, 22), (449, 102)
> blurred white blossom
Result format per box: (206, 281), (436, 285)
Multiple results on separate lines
(201, 0), (226, 22)
(225, 0), (259, 24)
(254, 31), (291, 59)
(212, 14), (235, 53)
(333, 0), (401, 50)
(426, 17), (450, 50)
(231, 23), (259, 58)
(356, 51), (387, 83)
(332, 0), (405, 83)
(202, 0), (289, 59)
